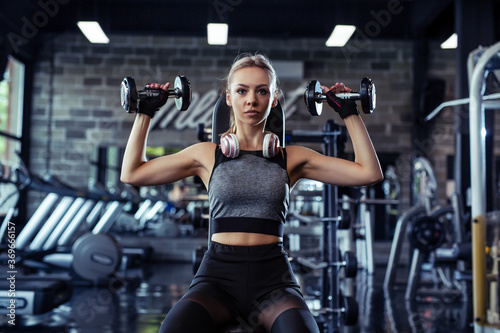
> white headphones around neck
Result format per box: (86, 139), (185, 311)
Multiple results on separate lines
(220, 133), (280, 159)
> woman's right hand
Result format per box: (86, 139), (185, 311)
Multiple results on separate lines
(321, 82), (359, 119)
(137, 82), (170, 118)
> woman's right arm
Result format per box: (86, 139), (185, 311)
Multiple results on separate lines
(120, 113), (152, 184)
(120, 113), (215, 188)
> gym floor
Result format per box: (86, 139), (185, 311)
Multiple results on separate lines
(0, 237), (473, 333)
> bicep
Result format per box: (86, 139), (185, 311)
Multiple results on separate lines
(287, 146), (375, 187)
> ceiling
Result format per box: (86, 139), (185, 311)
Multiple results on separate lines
(0, 0), (499, 59)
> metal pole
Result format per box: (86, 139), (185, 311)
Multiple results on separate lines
(322, 120), (340, 332)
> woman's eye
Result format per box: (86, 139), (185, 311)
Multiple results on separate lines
(237, 89), (246, 94)
(258, 89), (269, 95)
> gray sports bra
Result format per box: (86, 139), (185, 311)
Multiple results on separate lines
(208, 148), (290, 237)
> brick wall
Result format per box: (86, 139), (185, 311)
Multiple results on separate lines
(28, 33), (467, 216)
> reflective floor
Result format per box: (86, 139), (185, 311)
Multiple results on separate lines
(0, 240), (474, 333)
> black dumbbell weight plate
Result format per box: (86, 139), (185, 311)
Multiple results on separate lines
(344, 251), (358, 278)
(121, 77), (138, 113)
(174, 75), (192, 111)
(407, 215), (446, 252)
(341, 295), (359, 326)
(304, 80), (323, 116)
(360, 77), (376, 114)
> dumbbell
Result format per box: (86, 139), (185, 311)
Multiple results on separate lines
(304, 77), (376, 116)
(120, 75), (192, 113)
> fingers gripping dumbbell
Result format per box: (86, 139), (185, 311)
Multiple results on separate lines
(304, 77), (376, 116)
(121, 75), (192, 113)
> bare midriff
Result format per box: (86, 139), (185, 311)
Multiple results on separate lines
(211, 232), (282, 246)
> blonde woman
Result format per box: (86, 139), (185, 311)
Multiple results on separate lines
(121, 53), (383, 332)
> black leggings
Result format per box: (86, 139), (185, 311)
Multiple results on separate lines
(159, 242), (319, 333)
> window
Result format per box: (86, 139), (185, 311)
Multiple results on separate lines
(0, 56), (24, 164)
(0, 56), (24, 215)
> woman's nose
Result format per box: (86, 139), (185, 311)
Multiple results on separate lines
(246, 92), (257, 105)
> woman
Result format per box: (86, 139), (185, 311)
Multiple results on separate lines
(121, 53), (383, 333)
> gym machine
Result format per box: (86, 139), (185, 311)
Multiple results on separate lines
(0, 160), (73, 315)
(383, 156), (468, 301)
(405, 42), (500, 331)
(0, 155), (141, 286)
(466, 41), (500, 332)
(383, 156), (438, 292)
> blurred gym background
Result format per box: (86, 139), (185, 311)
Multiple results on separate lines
(1, 1), (500, 332)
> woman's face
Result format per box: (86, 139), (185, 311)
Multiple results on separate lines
(226, 66), (277, 128)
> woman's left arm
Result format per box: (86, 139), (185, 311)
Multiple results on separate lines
(287, 115), (383, 188)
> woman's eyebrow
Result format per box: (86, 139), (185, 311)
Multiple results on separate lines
(234, 83), (270, 88)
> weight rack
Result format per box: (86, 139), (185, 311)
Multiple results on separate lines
(287, 119), (356, 332)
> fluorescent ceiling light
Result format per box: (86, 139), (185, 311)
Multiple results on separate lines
(207, 23), (228, 45)
(326, 25), (356, 47)
(441, 33), (457, 49)
(77, 21), (109, 44)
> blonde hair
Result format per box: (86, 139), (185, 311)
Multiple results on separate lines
(223, 53), (279, 135)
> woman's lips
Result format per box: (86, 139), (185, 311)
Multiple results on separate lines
(245, 110), (259, 116)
